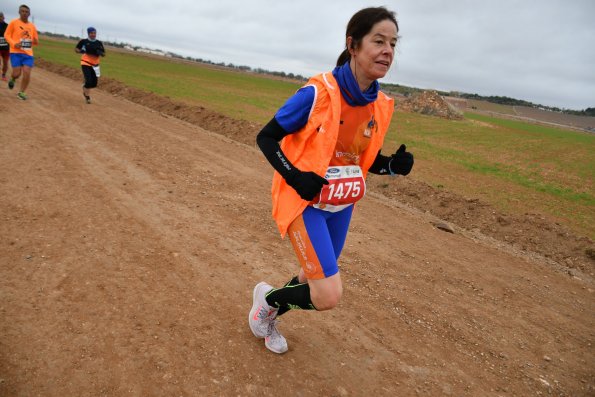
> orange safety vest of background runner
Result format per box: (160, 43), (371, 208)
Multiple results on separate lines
(80, 50), (101, 67)
(271, 72), (394, 237)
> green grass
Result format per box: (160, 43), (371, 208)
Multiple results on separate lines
(36, 36), (595, 238)
(36, 37), (301, 123)
(388, 111), (594, 236)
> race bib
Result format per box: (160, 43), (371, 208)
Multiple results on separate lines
(93, 65), (101, 77)
(20, 39), (32, 49)
(311, 165), (366, 212)
(0, 37), (7, 45)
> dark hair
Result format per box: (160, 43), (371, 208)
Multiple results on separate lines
(336, 7), (398, 66)
(19, 4), (30, 11)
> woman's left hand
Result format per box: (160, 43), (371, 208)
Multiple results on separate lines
(389, 144), (414, 175)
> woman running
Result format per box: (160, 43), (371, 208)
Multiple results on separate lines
(249, 6), (414, 354)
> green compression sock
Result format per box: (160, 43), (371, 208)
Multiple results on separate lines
(266, 280), (316, 316)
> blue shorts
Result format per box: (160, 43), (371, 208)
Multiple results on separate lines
(10, 53), (34, 68)
(287, 205), (353, 279)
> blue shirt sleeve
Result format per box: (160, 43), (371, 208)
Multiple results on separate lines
(274, 86), (315, 133)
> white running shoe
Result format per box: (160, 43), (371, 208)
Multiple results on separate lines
(249, 282), (277, 338)
(265, 319), (288, 354)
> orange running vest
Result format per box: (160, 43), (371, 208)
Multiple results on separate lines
(271, 72), (394, 237)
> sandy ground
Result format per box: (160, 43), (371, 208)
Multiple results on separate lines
(0, 68), (594, 396)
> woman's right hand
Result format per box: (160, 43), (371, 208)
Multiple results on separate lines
(287, 170), (329, 201)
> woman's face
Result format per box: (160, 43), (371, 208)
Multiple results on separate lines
(349, 19), (397, 87)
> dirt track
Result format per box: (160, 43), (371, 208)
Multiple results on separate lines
(1, 69), (593, 396)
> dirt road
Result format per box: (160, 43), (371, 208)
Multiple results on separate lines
(1, 69), (593, 396)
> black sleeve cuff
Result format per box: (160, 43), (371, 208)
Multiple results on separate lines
(256, 118), (299, 180)
(368, 150), (392, 175)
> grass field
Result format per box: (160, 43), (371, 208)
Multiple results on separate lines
(36, 37), (300, 123)
(466, 98), (517, 115)
(36, 37), (595, 239)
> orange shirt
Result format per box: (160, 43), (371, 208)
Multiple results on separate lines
(329, 94), (376, 167)
(4, 18), (38, 55)
(307, 93), (378, 211)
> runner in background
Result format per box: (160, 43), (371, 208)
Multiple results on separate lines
(249, 6), (414, 354)
(75, 27), (105, 104)
(4, 4), (38, 100)
(0, 12), (9, 81)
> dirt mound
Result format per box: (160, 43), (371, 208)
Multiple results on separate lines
(36, 57), (594, 276)
(368, 176), (594, 274)
(398, 90), (464, 120)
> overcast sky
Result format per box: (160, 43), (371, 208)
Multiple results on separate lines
(4, 0), (594, 110)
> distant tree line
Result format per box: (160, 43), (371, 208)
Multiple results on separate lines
(453, 93), (594, 116)
(41, 32), (593, 116)
(458, 93), (535, 107)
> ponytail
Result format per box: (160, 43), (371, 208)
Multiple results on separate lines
(336, 49), (350, 67)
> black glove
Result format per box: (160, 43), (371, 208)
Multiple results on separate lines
(389, 144), (414, 175)
(97, 49), (105, 56)
(287, 170), (329, 201)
